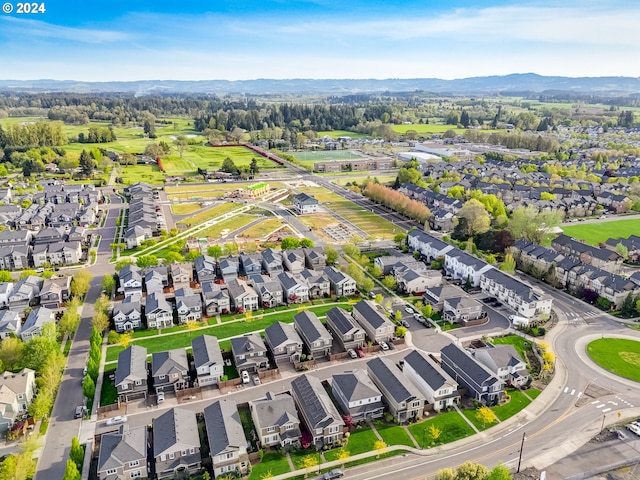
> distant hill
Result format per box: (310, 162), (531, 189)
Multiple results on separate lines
(1, 73), (640, 95)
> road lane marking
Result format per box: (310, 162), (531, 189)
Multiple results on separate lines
(602, 408), (612, 413)
(570, 389), (575, 395)
(564, 387), (569, 393)
(577, 392), (582, 398)
(596, 404), (605, 408)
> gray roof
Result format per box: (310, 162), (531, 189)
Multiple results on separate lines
(277, 271), (300, 290)
(441, 343), (498, 386)
(332, 369), (381, 402)
(175, 286), (202, 310)
(291, 374), (344, 430)
(323, 266), (353, 285)
(115, 346), (148, 386)
(144, 291), (172, 314)
(191, 335), (223, 370)
(227, 279), (257, 300)
(98, 425), (147, 473)
(0, 310), (20, 335)
(294, 311), (332, 344)
(265, 321), (302, 350)
(352, 300), (392, 330)
(22, 307), (54, 333)
(113, 299), (141, 317)
(249, 392), (300, 433)
(325, 307), (360, 335)
(293, 192), (318, 205)
(477, 344), (525, 369)
(230, 333), (267, 355)
(153, 408), (199, 456)
(367, 357), (423, 404)
(204, 399), (248, 457)
(151, 349), (189, 377)
(403, 350), (456, 391)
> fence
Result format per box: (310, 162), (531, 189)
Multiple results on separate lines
(97, 403), (123, 419)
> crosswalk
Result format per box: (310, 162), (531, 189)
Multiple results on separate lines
(566, 311), (600, 325)
(591, 397), (634, 413)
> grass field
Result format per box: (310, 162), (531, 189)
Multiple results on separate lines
(162, 156), (197, 174)
(294, 150), (365, 169)
(177, 202), (243, 226)
(492, 389), (532, 421)
(407, 411), (476, 448)
(324, 428), (379, 462)
(561, 218), (640, 245)
(392, 124), (466, 134)
(170, 203), (202, 215)
(118, 164), (165, 185)
(316, 130), (368, 139)
(186, 145), (283, 172)
(197, 214), (255, 238)
(240, 218), (286, 238)
(587, 338), (640, 382)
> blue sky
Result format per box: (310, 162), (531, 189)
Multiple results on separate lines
(0, 0), (637, 81)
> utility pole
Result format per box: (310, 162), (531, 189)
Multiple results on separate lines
(517, 431), (527, 473)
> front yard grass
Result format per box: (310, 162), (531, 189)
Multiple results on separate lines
(290, 449), (321, 470)
(492, 389), (532, 421)
(373, 420), (415, 447)
(324, 428), (378, 462)
(248, 452), (291, 479)
(407, 411), (475, 448)
(100, 368), (119, 406)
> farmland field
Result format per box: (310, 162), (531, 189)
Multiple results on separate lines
(317, 130), (368, 139)
(560, 218), (640, 246)
(118, 164), (165, 185)
(185, 145), (284, 172)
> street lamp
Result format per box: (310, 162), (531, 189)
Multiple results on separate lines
(517, 431), (527, 473)
(422, 428), (427, 449)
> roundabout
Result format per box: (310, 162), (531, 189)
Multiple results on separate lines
(587, 337), (640, 383)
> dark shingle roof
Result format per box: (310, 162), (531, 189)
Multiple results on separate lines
(204, 399), (247, 456)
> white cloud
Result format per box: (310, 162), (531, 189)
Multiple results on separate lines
(0, 16), (130, 43)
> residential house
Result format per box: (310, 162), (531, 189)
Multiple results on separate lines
(113, 298), (143, 333)
(0, 368), (36, 433)
(278, 272), (309, 304)
(31, 244), (48, 269)
(402, 350), (459, 411)
(20, 307), (54, 341)
(174, 287), (202, 324)
(33, 227), (63, 245)
(551, 234), (622, 273)
(323, 266), (357, 297)
(144, 292), (174, 329)
(191, 335), (224, 387)
(170, 263), (193, 289)
(331, 369), (384, 421)
(97, 425), (148, 480)
(67, 226), (88, 245)
(440, 343), (504, 405)
(0, 310), (21, 339)
(219, 257), (240, 283)
(282, 249), (305, 275)
(264, 321), (303, 365)
(479, 268), (553, 320)
(119, 265), (143, 300)
(294, 311), (333, 359)
(204, 400), (250, 477)
(144, 267), (168, 294)
(124, 225), (150, 249)
(300, 269), (330, 299)
(443, 248), (493, 287)
(325, 307), (365, 351)
(230, 333), (269, 374)
(352, 300), (395, 344)
(423, 285), (470, 311)
(0, 282), (12, 309)
(153, 408), (201, 479)
(47, 241), (82, 266)
(261, 248), (283, 275)
(303, 247), (326, 271)
(442, 296), (485, 325)
(226, 279), (259, 313)
(194, 255), (218, 283)
(38, 276), (71, 309)
(8, 276), (41, 309)
(473, 344), (530, 387)
(407, 230), (454, 261)
(249, 392), (301, 448)
(240, 254), (263, 276)
(151, 349), (189, 394)
(115, 346), (149, 403)
(248, 274), (284, 308)
(367, 357), (425, 422)
(396, 269), (442, 295)
(200, 280), (230, 316)
(293, 193), (319, 214)
(374, 254), (425, 276)
(290, 374), (345, 448)
(0, 230), (31, 247)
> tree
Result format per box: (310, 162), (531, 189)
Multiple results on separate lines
(71, 270), (92, 298)
(373, 439), (387, 457)
(325, 245), (338, 265)
(342, 243), (360, 259)
(62, 459), (81, 480)
(28, 389), (53, 420)
(615, 242), (629, 261)
(375, 293), (383, 304)
(59, 308), (80, 337)
(486, 464), (512, 480)
(249, 157), (260, 175)
(499, 253), (516, 274)
(184, 250), (202, 262)
(23, 336), (58, 373)
(299, 238), (314, 248)
(19, 269), (37, 279)
(82, 375), (95, 399)
(0, 270), (11, 282)
(454, 199), (491, 238)
(394, 232), (407, 247)
(173, 136), (188, 158)
(300, 454), (318, 473)
(361, 277), (374, 293)
(371, 265), (383, 278)
(382, 275), (397, 290)
(70, 437), (84, 470)
(507, 205), (564, 244)
(92, 311), (110, 334)
(475, 406), (498, 428)
(101, 274), (115, 295)
(115, 259), (134, 271)
(220, 157), (239, 175)
(280, 237), (300, 250)
(78, 149), (95, 177)
(136, 255), (158, 268)
(428, 423), (442, 444)
(421, 304), (433, 318)
(207, 245), (223, 258)
(0, 337), (23, 371)
(454, 461), (489, 480)
(94, 294), (111, 316)
(434, 468), (456, 480)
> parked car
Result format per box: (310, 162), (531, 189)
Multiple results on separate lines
(106, 415), (127, 426)
(368, 291), (376, 299)
(627, 423), (640, 436)
(482, 297), (497, 304)
(242, 371), (251, 384)
(400, 320), (410, 329)
(348, 349), (358, 359)
(157, 392), (165, 404)
(379, 341), (389, 351)
(253, 376), (261, 386)
(323, 469), (344, 480)
(404, 306), (414, 314)
(355, 348), (365, 358)
(492, 301), (502, 307)
(74, 405), (87, 419)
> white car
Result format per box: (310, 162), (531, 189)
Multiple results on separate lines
(627, 423), (640, 436)
(348, 349), (358, 359)
(242, 371), (251, 384)
(379, 342), (389, 351)
(106, 415), (127, 426)
(404, 306), (414, 314)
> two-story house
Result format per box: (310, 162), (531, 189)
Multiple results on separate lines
(191, 335), (224, 387)
(442, 296), (485, 325)
(115, 346), (149, 403)
(352, 300), (395, 344)
(261, 248), (283, 275)
(195, 255), (218, 283)
(367, 357), (425, 423)
(119, 264), (143, 300)
(325, 307), (365, 351)
(331, 369), (384, 421)
(0, 368), (36, 433)
(473, 344), (530, 387)
(402, 350), (459, 412)
(248, 274), (284, 308)
(278, 272), (309, 304)
(113, 298), (143, 333)
(443, 248), (493, 287)
(97, 424), (148, 480)
(219, 257), (240, 283)
(440, 343), (504, 405)
(293, 193), (319, 214)
(282, 249), (305, 274)
(153, 408), (201, 479)
(151, 349), (189, 394)
(38, 276), (71, 309)
(240, 254), (263, 276)
(204, 400), (249, 478)
(294, 311), (333, 359)
(227, 279), (259, 313)
(174, 287), (202, 324)
(407, 229), (454, 261)
(20, 307), (55, 341)
(0, 282), (13, 309)
(324, 267), (357, 297)
(0, 310), (21, 340)
(170, 263), (193, 290)
(264, 321), (303, 365)
(303, 247), (326, 271)
(230, 333), (269, 374)
(144, 292), (174, 329)
(291, 374), (345, 448)
(249, 392), (301, 448)
(300, 269), (330, 299)
(201, 280), (230, 316)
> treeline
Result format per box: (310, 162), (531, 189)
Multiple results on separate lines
(363, 181), (431, 224)
(0, 121), (67, 149)
(463, 129), (560, 153)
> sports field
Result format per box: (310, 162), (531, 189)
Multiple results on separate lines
(560, 218), (640, 245)
(294, 150), (365, 169)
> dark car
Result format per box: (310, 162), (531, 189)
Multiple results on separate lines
(323, 469), (344, 480)
(492, 301), (502, 307)
(74, 405), (87, 419)
(482, 297), (497, 303)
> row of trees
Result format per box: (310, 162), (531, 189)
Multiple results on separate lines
(363, 182), (431, 224)
(0, 121), (67, 149)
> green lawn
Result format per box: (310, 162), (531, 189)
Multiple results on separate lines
(170, 203), (202, 215)
(161, 156), (196, 174)
(238, 403), (258, 450)
(240, 218), (286, 238)
(373, 421), (415, 447)
(525, 388), (541, 400)
(324, 428), (378, 462)
(391, 124), (466, 134)
(561, 219), (640, 246)
(490, 335), (532, 364)
(177, 202), (244, 226)
(316, 130), (368, 139)
(460, 408), (496, 431)
(197, 213), (255, 238)
(587, 338), (640, 382)
(492, 389), (532, 421)
(290, 449), (321, 470)
(118, 164), (165, 185)
(100, 369), (119, 406)
(407, 411), (476, 448)
(186, 145), (284, 172)
(248, 452), (291, 480)
(344, 450), (407, 468)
